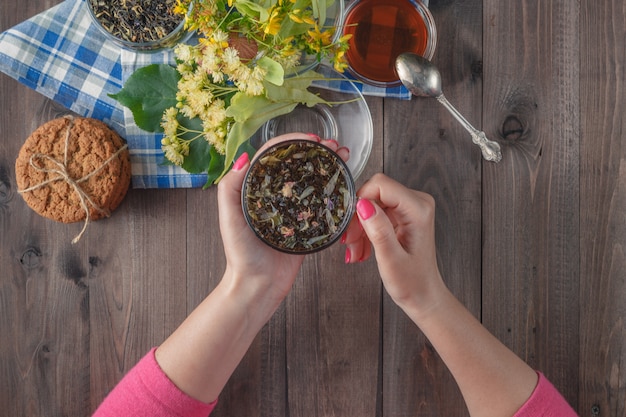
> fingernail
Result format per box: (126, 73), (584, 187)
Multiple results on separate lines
(232, 152), (249, 171)
(306, 133), (321, 142)
(341, 232), (347, 244)
(356, 198), (376, 220)
(326, 139), (340, 147)
(345, 247), (351, 264)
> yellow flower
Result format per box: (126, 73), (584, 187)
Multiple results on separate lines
(264, 8), (283, 36)
(339, 33), (353, 43)
(173, 0), (190, 16)
(307, 25), (333, 49)
(288, 12), (303, 24)
(332, 57), (348, 73)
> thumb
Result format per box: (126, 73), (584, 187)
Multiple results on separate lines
(356, 198), (403, 260)
(217, 152), (250, 228)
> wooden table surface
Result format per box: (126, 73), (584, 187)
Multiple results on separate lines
(1, 1), (625, 416)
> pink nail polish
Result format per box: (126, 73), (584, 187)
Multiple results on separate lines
(345, 247), (351, 264)
(306, 133), (321, 142)
(232, 152), (249, 171)
(341, 232), (347, 244)
(356, 199), (376, 220)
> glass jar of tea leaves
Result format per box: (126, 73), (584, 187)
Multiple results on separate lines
(86, 0), (192, 52)
(242, 140), (356, 254)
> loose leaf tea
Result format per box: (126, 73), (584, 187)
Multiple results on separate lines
(89, 0), (182, 43)
(243, 141), (355, 253)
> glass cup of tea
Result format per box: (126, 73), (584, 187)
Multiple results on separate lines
(342, 0), (437, 87)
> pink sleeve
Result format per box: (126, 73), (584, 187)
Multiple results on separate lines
(513, 372), (578, 417)
(92, 347), (217, 417)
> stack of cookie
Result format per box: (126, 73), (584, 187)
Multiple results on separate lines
(15, 116), (131, 242)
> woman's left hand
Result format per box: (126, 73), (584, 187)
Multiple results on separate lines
(217, 133), (350, 304)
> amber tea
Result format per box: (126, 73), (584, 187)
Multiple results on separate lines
(242, 140), (356, 254)
(343, 0), (436, 85)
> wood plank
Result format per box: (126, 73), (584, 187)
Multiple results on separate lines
(579, 0), (626, 415)
(380, 1), (483, 414)
(87, 187), (189, 413)
(186, 186), (280, 417)
(286, 96), (383, 417)
(482, 0), (580, 408)
(3, 0), (626, 415)
(0, 76), (94, 415)
(0, 84), (188, 416)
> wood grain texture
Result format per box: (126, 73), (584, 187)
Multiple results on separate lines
(579, 0), (626, 416)
(381, 1), (483, 415)
(1, 0), (626, 416)
(482, 0), (580, 406)
(285, 96), (383, 417)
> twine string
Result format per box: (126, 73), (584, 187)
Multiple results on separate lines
(18, 116), (128, 244)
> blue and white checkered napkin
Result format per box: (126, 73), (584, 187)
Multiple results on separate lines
(0, 0), (417, 188)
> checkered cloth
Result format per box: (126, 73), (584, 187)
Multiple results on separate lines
(0, 0), (425, 188)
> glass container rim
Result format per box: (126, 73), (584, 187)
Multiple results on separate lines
(85, 0), (194, 52)
(241, 139), (357, 255)
(342, 0), (437, 87)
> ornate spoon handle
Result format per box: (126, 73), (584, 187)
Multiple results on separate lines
(436, 94), (503, 163)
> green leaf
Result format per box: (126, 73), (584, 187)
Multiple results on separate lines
(279, 70), (325, 90)
(109, 64), (180, 132)
(182, 138), (214, 174)
(218, 99), (299, 182)
(178, 116), (213, 174)
(204, 146), (226, 187)
(264, 71), (328, 107)
(235, 0), (269, 22)
(257, 56), (284, 86)
(204, 139), (256, 188)
(312, 0), (323, 25)
(265, 83), (326, 107)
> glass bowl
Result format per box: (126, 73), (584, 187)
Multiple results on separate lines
(85, 0), (193, 52)
(250, 65), (373, 181)
(242, 139), (356, 254)
(342, 0), (437, 87)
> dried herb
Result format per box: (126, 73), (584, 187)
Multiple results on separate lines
(89, 0), (182, 43)
(243, 141), (355, 253)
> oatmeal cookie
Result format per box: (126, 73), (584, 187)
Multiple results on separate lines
(15, 116), (131, 224)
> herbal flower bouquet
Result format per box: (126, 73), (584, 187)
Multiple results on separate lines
(111, 0), (351, 187)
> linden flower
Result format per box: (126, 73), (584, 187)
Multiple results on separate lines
(204, 99), (227, 127)
(155, 0), (353, 184)
(161, 132), (188, 166)
(212, 29), (229, 44)
(162, 107), (179, 137)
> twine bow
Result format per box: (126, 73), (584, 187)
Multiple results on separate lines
(18, 116), (128, 244)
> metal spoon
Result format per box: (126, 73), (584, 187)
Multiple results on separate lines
(395, 52), (502, 163)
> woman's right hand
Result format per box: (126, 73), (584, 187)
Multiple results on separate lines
(343, 174), (448, 317)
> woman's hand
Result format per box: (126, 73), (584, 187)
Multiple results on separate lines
(343, 173), (446, 317)
(217, 133), (350, 305)
(154, 133), (350, 404)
